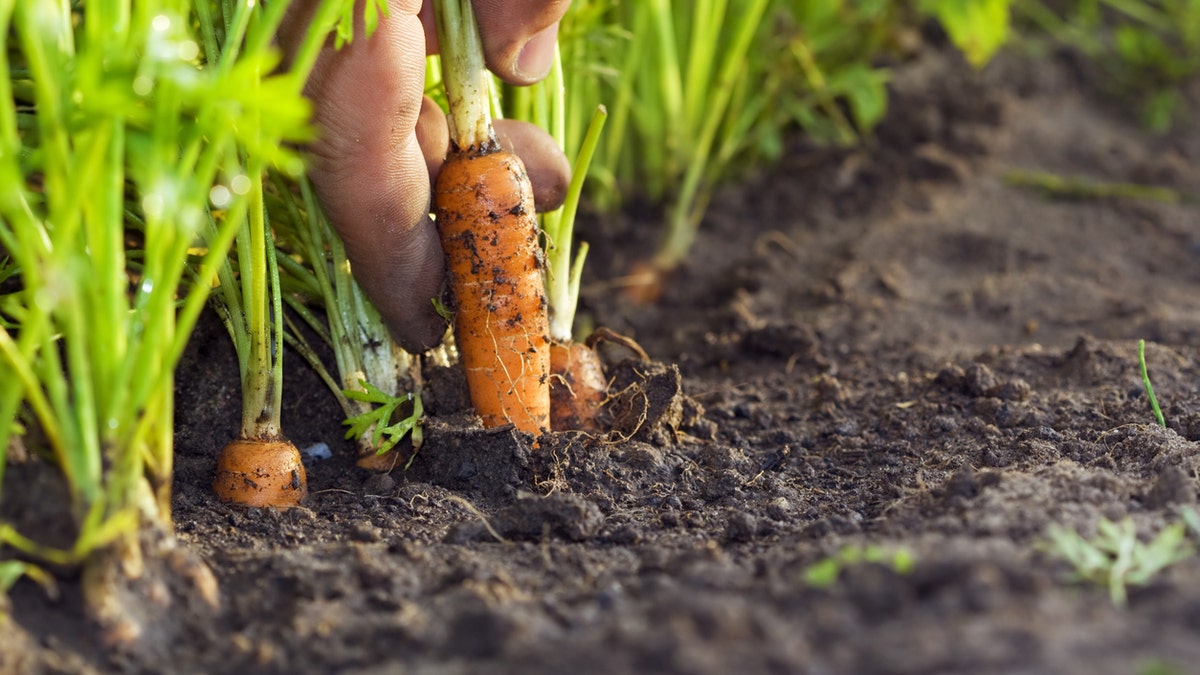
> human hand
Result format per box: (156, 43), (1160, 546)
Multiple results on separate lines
(281, 0), (572, 352)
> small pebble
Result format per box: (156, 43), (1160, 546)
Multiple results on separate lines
(766, 497), (793, 521)
(363, 473), (396, 495)
(350, 520), (382, 543)
(300, 442), (332, 461)
(724, 511), (757, 543)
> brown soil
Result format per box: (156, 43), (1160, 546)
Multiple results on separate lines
(6, 43), (1200, 675)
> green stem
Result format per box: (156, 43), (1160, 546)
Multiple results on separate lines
(791, 38), (858, 146)
(281, 309), (355, 418)
(1138, 339), (1166, 428)
(655, 0), (770, 270)
(240, 163), (280, 439)
(195, 0), (221, 64)
(682, 0), (724, 131)
(275, 249), (324, 298)
(276, 172), (409, 440)
(434, 0), (494, 149)
(1004, 170), (1185, 204)
(295, 176), (372, 391)
(601, 6), (647, 206)
(0, 328), (68, 478)
(327, 216), (361, 385)
(1100, 0), (1171, 31)
(215, 0), (254, 73)
(0, 0), (16, 159)
(89, 119), (129, 444)
(281, 293), (333, 352)
(546, 105), (607, 342)
(0, 524), (75, 568)
(0, 4), (43, 490)
(649, 0), (683, 152)
(266, 211), (286, 432)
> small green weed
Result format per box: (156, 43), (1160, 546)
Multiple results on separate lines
(1138, 339), (1167, 428)
(921, 0), (1013, 67)
(343, 380), (423, 460)
(804, 544), (916, 588)
(1042, 516), (1195, 606)
(1003, 170), (1186, 204)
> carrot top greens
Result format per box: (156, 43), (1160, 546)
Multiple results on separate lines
(0, 0), (368, 601)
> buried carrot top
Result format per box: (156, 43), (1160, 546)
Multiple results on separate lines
(208, 167), (308, 510)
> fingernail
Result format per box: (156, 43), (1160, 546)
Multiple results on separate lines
(514, 24), (559, 83)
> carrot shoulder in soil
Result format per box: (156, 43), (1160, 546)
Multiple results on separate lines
(433, 0), (551, 434)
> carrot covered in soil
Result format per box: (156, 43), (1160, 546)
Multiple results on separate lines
(549, 339), (606, 431)
(433, 0), (550, 434)
(214, 437), (307, 508)
(550, 327), (649, 431)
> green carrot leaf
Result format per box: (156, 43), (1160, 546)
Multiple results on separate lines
(343, 380), (423, 455)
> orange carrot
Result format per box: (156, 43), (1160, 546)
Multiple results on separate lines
(213, 437), (307, 509)
(433, 0), (550, 434)
(549, 339), (606, 431)
(622, 260), (668, 304)
(546, 321), (610, 436)
(549, 327), (648, 431)
(436, 147), (551, 433)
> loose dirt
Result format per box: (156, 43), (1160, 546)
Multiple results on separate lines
(5, 41), (1200, 675)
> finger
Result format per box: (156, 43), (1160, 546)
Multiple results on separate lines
(415, 96), (449, 181)
(420, 1), (570, 85)
(473, 0), (569, 84)
(493, 119), (571, 211)
(418, 105), (571, 212)
(294, 3), (449, 352)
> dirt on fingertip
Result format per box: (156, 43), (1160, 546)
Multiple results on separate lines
(6, 40), (1200, 675)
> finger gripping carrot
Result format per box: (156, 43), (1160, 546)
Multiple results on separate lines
(436, 146), (551, 433)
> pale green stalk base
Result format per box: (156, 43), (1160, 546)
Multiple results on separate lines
(273, 174), (422, 458)
(545, 105), (608, 342)
(435, 0), (495, 149)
